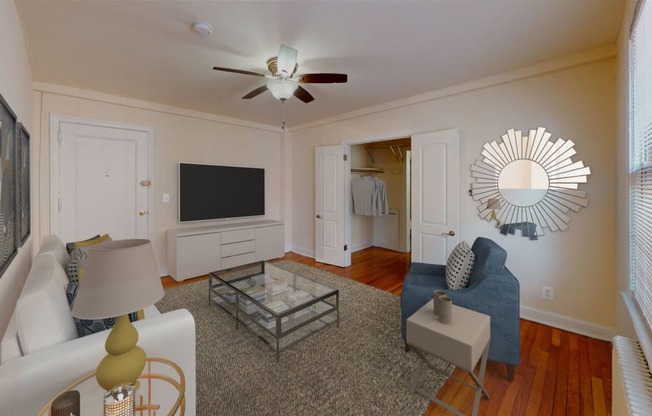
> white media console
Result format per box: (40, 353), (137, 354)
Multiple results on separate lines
(167, 220), (284, 282)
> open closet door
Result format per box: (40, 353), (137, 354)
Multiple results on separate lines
(411, 129), (460, 264)
(315, 145), (351, 267)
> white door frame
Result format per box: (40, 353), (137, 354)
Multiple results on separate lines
(342, 129), (414, 255)
(49, 114), (155, 241)
(341, 128), (458, 258)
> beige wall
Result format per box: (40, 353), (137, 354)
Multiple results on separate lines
(32, 87), (284, 274)
(0, 0), (36, 340)
(367, 148), (408, 252)
(291, 58), (618, 334)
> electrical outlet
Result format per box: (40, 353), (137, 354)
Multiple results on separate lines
(163, 193), (170, 203)
(542, 286), (554, 300)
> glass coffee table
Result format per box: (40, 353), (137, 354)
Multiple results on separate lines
(209, 261), (339, 360)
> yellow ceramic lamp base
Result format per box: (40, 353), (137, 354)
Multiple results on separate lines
(96, 314), (146, 391)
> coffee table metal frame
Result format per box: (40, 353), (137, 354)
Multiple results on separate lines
(209, 261), (339, 360)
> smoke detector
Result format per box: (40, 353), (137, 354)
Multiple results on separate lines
(193, 20), (214, 37)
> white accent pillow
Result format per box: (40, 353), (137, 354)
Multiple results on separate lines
(446, 241), (476, 290)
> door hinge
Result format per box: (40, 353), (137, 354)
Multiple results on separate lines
(57, 198), (62, 212)
(343, 154), (348, 161)
(57, 130), (62, 143)
(344, 244), (348, 251)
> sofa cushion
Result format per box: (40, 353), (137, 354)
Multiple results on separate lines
(38, 235), (69, 268)
(66, 234), (111, 283)
(66, 282), (140, 337)
(445, 241), (475, 290)
(14, 254), (78, 355)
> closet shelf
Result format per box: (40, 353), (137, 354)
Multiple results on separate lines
(351, 167), (385, 173)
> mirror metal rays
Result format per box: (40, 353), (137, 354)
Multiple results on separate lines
(471, 127), (590, 239)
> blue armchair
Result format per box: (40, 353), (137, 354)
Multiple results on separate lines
(400, 237), (520, 380)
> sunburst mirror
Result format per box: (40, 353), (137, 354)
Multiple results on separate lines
(470, 127), (591, 240)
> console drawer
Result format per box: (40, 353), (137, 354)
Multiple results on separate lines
(221, 229), (256, 244)
(220, 252), (256, 269)
(221, 240), (256, 257)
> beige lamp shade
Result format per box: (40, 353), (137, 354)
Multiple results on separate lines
(72, 239), (164, 319)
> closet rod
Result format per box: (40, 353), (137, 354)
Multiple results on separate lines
(351, 167), (385, 173)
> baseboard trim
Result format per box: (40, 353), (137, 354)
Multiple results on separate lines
(158, 267), (169, 278)
(290, 246), (315, 259)
(351, 242), (373, 253)
(520, 305), (616, 341)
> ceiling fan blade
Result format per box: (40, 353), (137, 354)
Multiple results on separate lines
(294, 85), (315, 103)
(242, 85), (269, 99)
(299, 73), (348, 83)
(213, 66), (266, 77)
(277, 44), (298, 76)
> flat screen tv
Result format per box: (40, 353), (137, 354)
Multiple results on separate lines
(178, 163), (265, 222)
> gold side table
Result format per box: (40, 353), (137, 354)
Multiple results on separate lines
(38, 357), (185, 416)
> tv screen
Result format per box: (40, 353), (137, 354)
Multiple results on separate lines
(178, 163), (265, 222)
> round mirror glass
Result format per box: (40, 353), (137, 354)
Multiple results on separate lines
(498, 160), (549, 206)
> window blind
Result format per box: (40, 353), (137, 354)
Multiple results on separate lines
(630, 0), (652, 328)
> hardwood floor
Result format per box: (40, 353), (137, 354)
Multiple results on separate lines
(161, 247), (612, 415)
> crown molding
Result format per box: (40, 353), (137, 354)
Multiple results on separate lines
(290, 44), (617, 133)
(32, 82), (282, 133)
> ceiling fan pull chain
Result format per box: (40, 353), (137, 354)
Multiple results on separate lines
(281, 100), (287, 130)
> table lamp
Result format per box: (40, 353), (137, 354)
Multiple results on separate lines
(71, 239), (164, 392)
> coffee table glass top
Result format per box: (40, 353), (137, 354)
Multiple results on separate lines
(213, 262), (336, 312)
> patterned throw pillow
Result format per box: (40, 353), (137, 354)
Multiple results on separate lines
(66, 282), (139, 337)
(66, 234), (111, 283)
(445, 241), (476, 290)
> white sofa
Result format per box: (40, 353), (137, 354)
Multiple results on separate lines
(0, 235), (196, 415)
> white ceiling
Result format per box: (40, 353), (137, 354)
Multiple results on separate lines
(16, 0), (625, 128)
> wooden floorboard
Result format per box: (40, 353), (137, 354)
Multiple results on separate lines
(161, 247), (612, 415)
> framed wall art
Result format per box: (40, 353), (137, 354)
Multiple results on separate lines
(0, 93), (17, 277)
(16, 122), (30, 246)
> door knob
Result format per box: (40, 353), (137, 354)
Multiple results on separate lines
(316, 214), (321, 219)
(442, 230), (455, 236)
(139, 210), (148, 216)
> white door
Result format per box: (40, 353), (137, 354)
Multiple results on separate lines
(51, 117), (153, 243)
(411, 129), (459, 264)
(315, 145), (351, 267)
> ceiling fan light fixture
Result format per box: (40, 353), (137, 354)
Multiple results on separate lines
(267, 79), (298, 101)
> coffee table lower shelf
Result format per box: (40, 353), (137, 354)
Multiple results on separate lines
(211, 295), (338, 360)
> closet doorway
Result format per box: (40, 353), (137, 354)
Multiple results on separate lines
(315, 128), (459, 269)
(350, 138), (412, 256)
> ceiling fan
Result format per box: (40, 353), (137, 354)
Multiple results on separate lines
(213, 44), (347, 103)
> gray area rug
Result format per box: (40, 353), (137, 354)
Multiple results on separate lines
(156, 260), (452, 415)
